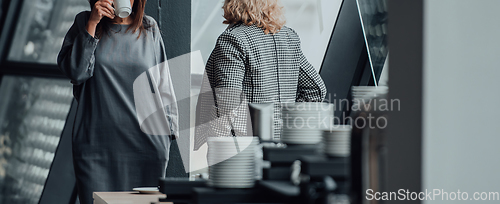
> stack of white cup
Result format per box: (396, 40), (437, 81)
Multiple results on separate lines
(351, 86), (388, 103)
(207, 137), (258, 188)
(322, 125), (352, 157)
(281, 102), (334, 145)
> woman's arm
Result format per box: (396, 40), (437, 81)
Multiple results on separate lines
(86, 0), (115, 37)
(296, 52), (327, 102)
(206, 32), (248, 137)
(57, 11), (99, 85)
(290, 29), (327, 102)
(152, 21), (180, 139)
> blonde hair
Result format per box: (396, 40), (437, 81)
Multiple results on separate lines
(223, 0), (286, 34)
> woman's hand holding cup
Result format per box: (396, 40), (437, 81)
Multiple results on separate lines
(87, 0), (115, 37)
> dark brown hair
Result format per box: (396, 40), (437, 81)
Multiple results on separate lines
(89, 0), (151, 38)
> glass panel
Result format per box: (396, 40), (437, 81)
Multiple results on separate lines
(356, 0), (389, 85)
(0, 0), (4, 24)
(7, 0), (89, 64)
(282, 0), (343, 72)
(0, 76), (73, 204)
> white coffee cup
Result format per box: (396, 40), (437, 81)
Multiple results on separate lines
(113, 0), (132, 18)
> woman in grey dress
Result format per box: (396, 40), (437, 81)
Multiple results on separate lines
(194, 0), (326, 149)
(57, 0), (178, 203)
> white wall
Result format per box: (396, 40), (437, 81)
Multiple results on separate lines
(191, 0), (342, 72)
(423, 0), (500, 203)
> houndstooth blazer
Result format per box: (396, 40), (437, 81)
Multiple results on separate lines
(194, 23), (327, 150)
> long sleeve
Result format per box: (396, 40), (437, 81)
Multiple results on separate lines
(155, 25), (180, 139)
(194, 71), (216, 150)
(296, 53), (327, 102)
(206, 31), (248, 137)
(57, 11), (99, 85)
(291, 31), (327, 102)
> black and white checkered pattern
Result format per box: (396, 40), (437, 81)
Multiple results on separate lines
(194, 23), (326, 150)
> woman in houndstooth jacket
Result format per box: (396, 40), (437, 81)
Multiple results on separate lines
(194, 0), (326, 150)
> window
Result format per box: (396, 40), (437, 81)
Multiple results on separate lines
(0, 76), (73, 204)
(7, 0), (88, 64)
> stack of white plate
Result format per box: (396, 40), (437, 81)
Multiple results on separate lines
(207, 137), (258, 188)
(322, 125), (352, 157)
(351, 86), (388, 101)
(281, 103), (334, 145)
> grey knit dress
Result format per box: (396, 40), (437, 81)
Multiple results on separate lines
(57, 11), (178, 204)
